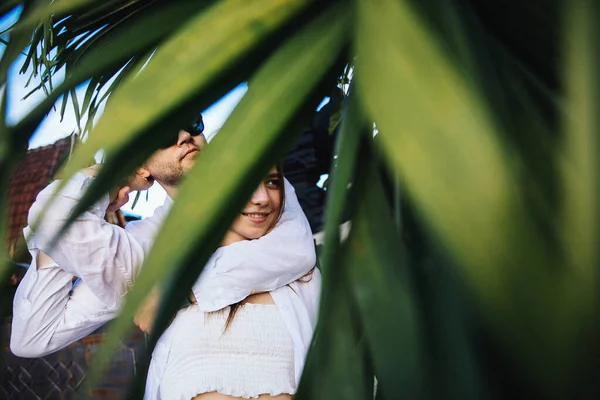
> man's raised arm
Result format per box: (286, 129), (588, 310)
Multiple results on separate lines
(27, 171), (154, 308)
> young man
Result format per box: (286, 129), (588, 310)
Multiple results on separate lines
(11, 120), (316, 358)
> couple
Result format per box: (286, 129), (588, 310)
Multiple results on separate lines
(11, 118), (321, 400)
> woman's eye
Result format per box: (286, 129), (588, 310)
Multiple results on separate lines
(266, 179), (281, 188)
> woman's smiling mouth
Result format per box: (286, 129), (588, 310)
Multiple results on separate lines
(242, 212), (271, 224)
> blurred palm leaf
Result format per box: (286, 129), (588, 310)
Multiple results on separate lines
(346, 146), (422, 398)
(3, 0), (600, 398)
(296, 263), (373, 400)
(296, 92), (371, 399)
(355, 0), (596, 394)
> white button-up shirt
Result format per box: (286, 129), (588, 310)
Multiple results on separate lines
(11, 172), (320, 397)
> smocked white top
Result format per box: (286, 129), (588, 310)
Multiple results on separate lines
(159, 303), (295, 400)
(147, 271), (322, 400)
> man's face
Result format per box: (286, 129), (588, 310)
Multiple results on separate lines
(144, 130), (206, 186)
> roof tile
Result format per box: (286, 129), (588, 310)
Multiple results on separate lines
(6, 135), (76, 258)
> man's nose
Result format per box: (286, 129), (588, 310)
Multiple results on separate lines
(250, 184), (268, 206)
(176, 130), (193, 146)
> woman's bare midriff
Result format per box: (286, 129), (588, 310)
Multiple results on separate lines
(191, 393), (292, 400)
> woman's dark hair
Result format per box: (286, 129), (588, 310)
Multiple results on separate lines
(223, 163), (286, 331)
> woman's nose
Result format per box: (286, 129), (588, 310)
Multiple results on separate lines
(250, 184), (268, 206)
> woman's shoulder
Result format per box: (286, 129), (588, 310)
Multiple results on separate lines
(283, 267), (322, 304)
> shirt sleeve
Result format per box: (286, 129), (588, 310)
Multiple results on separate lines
(26, 172), (151, 308)
(192, 178), (317, 312)
(11, 256), (117, 358)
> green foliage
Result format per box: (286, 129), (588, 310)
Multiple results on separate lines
(3, 0), (600, 398)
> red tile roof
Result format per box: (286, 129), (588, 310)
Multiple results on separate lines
(7, 135), (77, 260)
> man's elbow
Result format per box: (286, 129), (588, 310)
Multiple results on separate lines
(27, 192), (65, 239)
(10, 330), (55, 358)
(10, 338), (45, 358)
(27, 194), (50, 229)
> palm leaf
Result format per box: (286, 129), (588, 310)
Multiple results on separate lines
(345, 139), (422, 397)
(10, 0), (218, 145)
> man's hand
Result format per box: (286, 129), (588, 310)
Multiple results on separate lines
(81, 164), (154, 212)
(81, 164), (102, 178)
(127, 172), (154, 192)
(134, 287), (160, 334)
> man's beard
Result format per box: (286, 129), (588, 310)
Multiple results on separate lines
(151, 164), (185, 187)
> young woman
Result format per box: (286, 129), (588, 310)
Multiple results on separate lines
(150, 165), (321, 400)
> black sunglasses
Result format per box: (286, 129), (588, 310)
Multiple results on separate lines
(184, 115), (205, 137)
(159, 115), (205, 149)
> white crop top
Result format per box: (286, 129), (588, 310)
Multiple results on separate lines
(158, 303), (295, 400)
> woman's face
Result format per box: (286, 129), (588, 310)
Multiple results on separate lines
(225, 167), (283, 244)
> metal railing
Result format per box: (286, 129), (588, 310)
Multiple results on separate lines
(1, 319), (146, 399)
